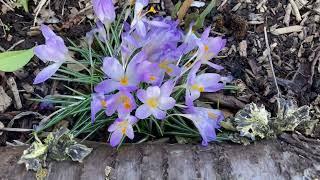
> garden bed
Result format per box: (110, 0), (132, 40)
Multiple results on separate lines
(1, 0), (320, 179)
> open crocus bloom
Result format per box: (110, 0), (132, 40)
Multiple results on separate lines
(135, 80), (176, 119)
(92, 0), (115, 26)
(195, 27), (226, 70)
(91, 93), (113, 123)
(186, 62), (224, 107)
(106, 91), (137, 117)
(108, 114), (138, 147)
(94, 52), (145, 94)
(131, 0), (150, 37)
(181, 107), (224, 146)
(131, 0), (169, 37)
(33, 24), (69, 84)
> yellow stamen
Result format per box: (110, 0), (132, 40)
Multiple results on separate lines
(121, 127), (127, 134)
(124, 102), (132, 110)
(146, 98), (158, 108)
(149, 75), (156, 81)
(100, 100), (107, 108)
(120, 76), (129, 85)
(118, 121), (129, 135)
(166, 67), (173, 74)
(208, 112), (218, 119)
(119, 95), (132, 110)
(159, 61), (169, 69)
(148, 6), (157, 14)
(204, 45), (209, 52)
(191, 84), (205, 92)
(159, 61), (173, 75)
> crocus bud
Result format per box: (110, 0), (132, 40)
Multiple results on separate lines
(92, 0), (116, 26)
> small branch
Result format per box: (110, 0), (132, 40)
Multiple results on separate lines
(0, 127), (33, 132)
(264, 26), (280, 98)
(270, 25), (303, 35)
(289, 0), (302, 22)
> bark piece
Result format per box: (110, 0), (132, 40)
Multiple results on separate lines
(0, 86), (12, 113)
(7, 77), (22, 109)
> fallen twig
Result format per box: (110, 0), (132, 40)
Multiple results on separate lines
(284, 4), (292, 26)
(264, 26), (281, 98)
(7, 40), (25, 51)
(0, 127), (33, 132)
(270, 25), (303, 35)
(289, 0), (302, 22)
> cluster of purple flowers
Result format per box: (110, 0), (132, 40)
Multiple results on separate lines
(33, 0), (228, 147)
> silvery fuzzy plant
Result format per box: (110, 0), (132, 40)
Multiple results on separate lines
(221, 98), (313, 144)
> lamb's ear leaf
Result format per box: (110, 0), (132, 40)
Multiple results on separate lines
(0, 48), (34, 72)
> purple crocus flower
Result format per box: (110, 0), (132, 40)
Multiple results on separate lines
(181, 107), (224, 146)
(108, 114), (138, 147)
(92, 0), (115, 26)
(33, 24), (68, 84)
(131, 0), (169, 37)
(137, 61), (164, 85)
(105, 91), (137, 117)
(94, 52), (145, 93)
(186, 62), (224, 107)
(195, 27), (226, 70)
(131, 0), (150, 37)
(91, 93), (113, 123)
(135, 80), (176, 119)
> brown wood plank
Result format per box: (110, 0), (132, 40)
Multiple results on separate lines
(0, 137), (319, 180)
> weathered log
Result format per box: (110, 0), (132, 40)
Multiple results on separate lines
(0, 134), (319, 180)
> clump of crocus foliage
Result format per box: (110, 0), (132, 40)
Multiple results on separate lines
(33, 0), (229, 147)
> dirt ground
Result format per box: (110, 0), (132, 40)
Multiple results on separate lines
(0, 0), (320, 144)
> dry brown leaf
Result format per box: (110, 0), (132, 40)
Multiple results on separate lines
(177, 0), (194, 21)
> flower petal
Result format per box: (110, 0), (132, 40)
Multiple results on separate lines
(126, 125), (134, 139)
(102, 57), (124, 81)
(40, 24), (56, 40)
(33, 62), (62, 84)
(137, 89), (147, 103)
(160, 80), (175, 97)
(201, 26), (211, 40)
(146, 86), (161, 99)
(158, 97), (175, 110)
(207, 37), (226, 56)
(128, 115), (138, 124)
(205, 61), (224, 70)
(107, 123), (117, 132)
(135, 104), (152, 119)
(94, 79), (120, 94)
(110, 129), (123, 147)
(136, 20), (147, 37)
(151, 108), (166, 120)
(34, 44), (66, 63)
(195, 73), (223, 92)
(91, 94), (103, 123)
(190, 89), (201, 101)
